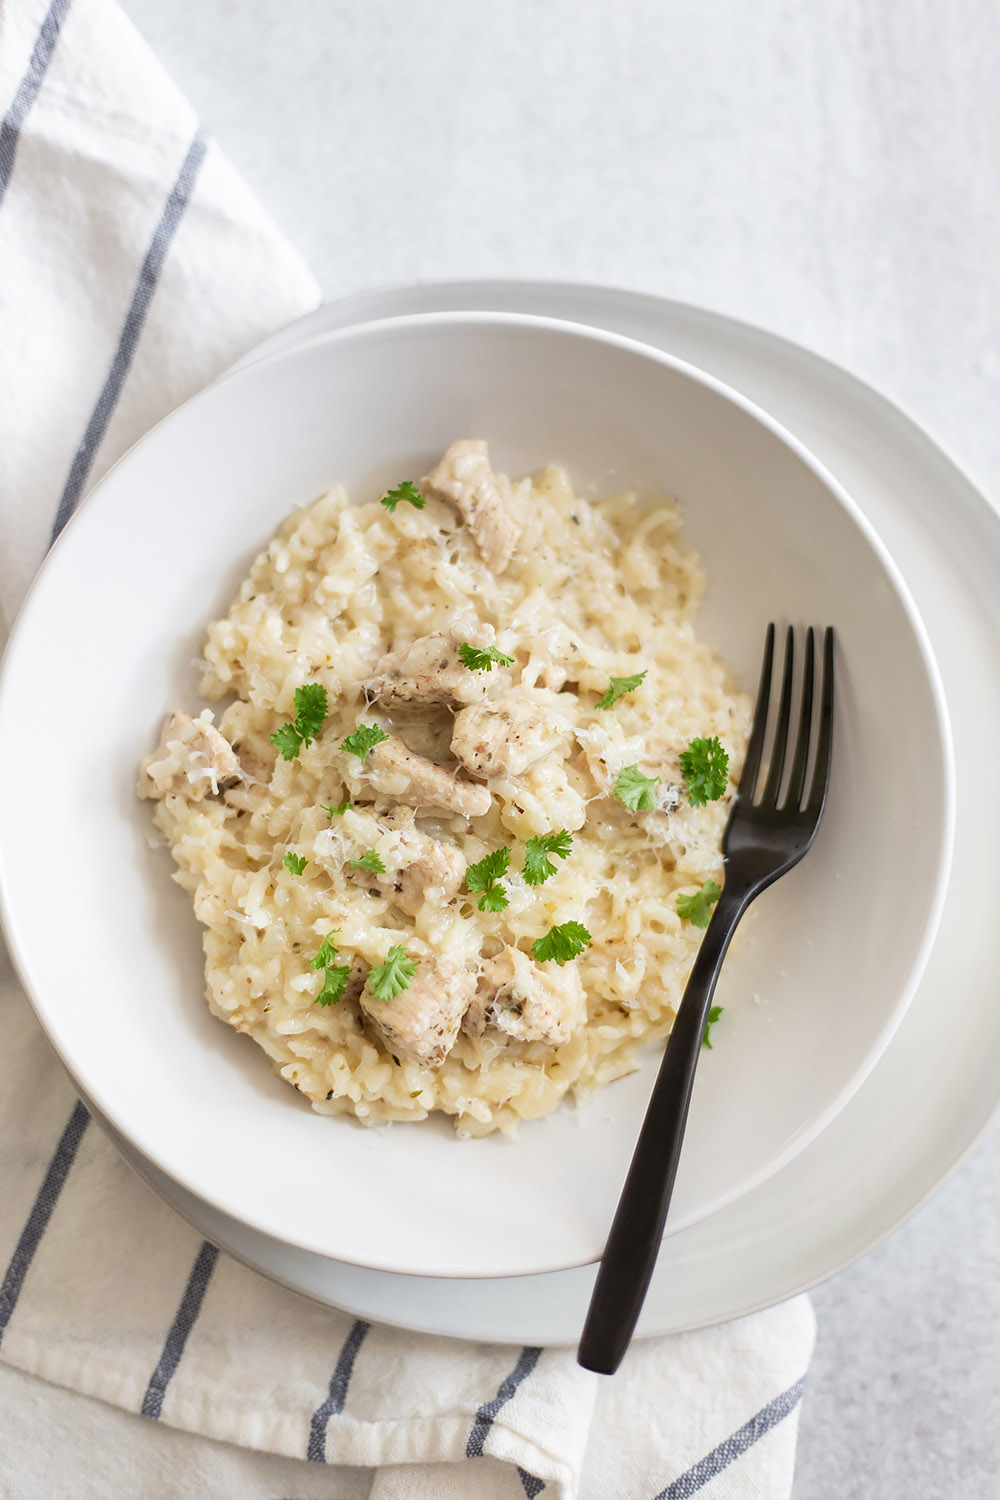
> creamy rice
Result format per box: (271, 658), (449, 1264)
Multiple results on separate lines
(141, 459), (749, 1135)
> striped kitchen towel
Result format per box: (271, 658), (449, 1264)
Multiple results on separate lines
(0, 0), (816, 1496)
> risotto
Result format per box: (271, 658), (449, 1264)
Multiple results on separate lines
(139, 440), (749, 1136)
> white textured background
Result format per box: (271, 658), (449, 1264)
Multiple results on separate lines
(117, 1), (1000, 1494)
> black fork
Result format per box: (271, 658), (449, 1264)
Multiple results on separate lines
(578, 625), (835, 1375)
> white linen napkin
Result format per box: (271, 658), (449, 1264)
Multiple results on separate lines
(0, 1), (816, 1495)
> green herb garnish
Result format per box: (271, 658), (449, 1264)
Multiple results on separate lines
(675, 879), (722, 929)
(532, 921), (591, 965)
(310, 930), (350, 1007)
(597, 670), (647, 710)
(321, 799), (351, 819)
(369, 946), (417, 1000)
(380, 480), (426, 514)
(270, 683), (329, 761)
(282, 852), (308, 875)
(613, 764), (661, 812)
(349, 849), (386, 874)
(522, 830), (573, 886)
(341, 723), (389, 764)
(458, 642), (516, 672)
(702, 1005), (724, 1048)
(680, 736), (729, 807)
(465, 847), (511, 912)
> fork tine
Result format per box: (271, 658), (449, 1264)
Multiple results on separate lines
(805, 627), (835, 815)
(783, 626), (815, 809)
(737, 623), (775, 800)
(760, 626), (795, 806)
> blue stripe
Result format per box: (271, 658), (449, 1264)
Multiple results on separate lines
(49, 127), (207, 543)
(0, 0), (73, 209)
(653, 1376), (806, 1499)
(0, 1099), (89, 1347)
(518, 1466), (546, 1497)
(307, 1319), (371, 1462)
(466, 1346), (542, 1459)
(140, 1240), (219, 1419)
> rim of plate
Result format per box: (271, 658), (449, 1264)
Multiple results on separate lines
(0, 307), (956, 1276)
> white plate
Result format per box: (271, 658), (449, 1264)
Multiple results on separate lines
(89, 282), (999, 1343)
(0, 309), (951, 1279)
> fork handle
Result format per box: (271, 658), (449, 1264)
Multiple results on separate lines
(577, 882), (754, 1375)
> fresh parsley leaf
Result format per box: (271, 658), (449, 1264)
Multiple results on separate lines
(522, 830), (573, 886)
(597, 670), (647, 710)
(680, 735), (729, 807)
(465, 846), (511, 912)
(702, 1005), (724, 1049)
(321, 799), (351, 818)
(350, 849), (386, 874)
(369, 946), (418, 1001)
(380, 480), (426, 514)
(613, 764), (661, 812)
(293, 683), (328, 746)
(270, 722), (303, 761)
(315, 964), (351, 1007)
(311, 931), (341, 970)
(283, 852), (308, 875)
(341, 723), (389, 763)
(675, 879), (722, 929)
(457, 642), (516, 672)
(531, 921), (591, 965)
(270, 682), (329, 760)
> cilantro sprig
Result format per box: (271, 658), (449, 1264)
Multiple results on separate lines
(310, 930), (351, 1007)
(676, 879), (721, 929)
(680, 736), (729, 807)
(341, 723), (389, 764)
(380, 480), (426, 514)
(270, 683), (329, 762)
(282, 852), (308, 876)
(466, 847), (510, 912)
(597, 670), (647, 710)
(369, 946), (417, 1000)
(321, 799), (351, 819)
(350, 849), (386, 875)
(613, 764), (661, 812)
(458, 642), (516, 672)
(702, 1005), (724, 1049)
(532, 921), (591, 965)
(522, 830), (573, 886)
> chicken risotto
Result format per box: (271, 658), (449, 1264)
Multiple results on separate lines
(139, 440), (750, 1135)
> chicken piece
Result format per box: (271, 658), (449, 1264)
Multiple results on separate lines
(477, 947), (585, 1046)
(363, 736), (491, 819)
(422, 439), (521, 573)
(450, 694), (567, 779)
(360, 957), (477, 1068)
(346, 811), (465, 916)
(138, 710), (243, 801)
(366, 630), (509, 711)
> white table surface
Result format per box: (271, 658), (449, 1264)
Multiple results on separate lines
(108, 1), (1000, 1493)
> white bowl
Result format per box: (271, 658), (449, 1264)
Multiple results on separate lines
(0, 312), (953, 1278)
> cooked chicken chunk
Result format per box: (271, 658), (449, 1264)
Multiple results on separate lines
(422, 439), (521, 573)
(451, 694), (567, 780)
(138, 710), (243, 801)
(476, 946), (585, 1046)
(346, 811), (466, 916)
(360, 957), (477, 1068)
(366, 630), (509, 711)
(362, 736), (491, 819)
